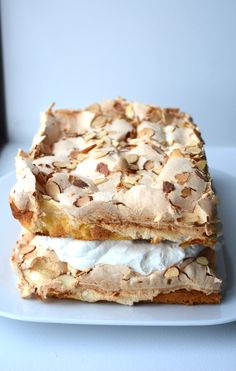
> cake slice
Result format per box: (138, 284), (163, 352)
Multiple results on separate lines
(9, 98), (218, 246)
(11, 231), (222, 305)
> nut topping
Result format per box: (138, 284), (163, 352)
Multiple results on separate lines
(83, 132), (97, 141)
(125, 105), (134, 119)
(74, 195), (93, 207)
(196, 160), (206, 171)
(94, 178), (108, 185)
(74, 196), (93, 207)
(96, 162), (110, 176)
(181, 187), (192, 198)
(91, 149), (110, 159)
(175, 172), (190, 185)
(91, 115), (107, 129)
(45, 181), (61, 200)
(144, 160), (154, 170)
(69, 175), (89, 188)
(138, 127), (155, 138)
(164, 266), (179, 278)
(124, 154), (139, 164)
(163, 181), (175, 193)
(196, 256), (208, 266)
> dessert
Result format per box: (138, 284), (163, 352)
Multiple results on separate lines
(9, 98), (222, 304)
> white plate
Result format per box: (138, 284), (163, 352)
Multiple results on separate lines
(0, 170), (235, 326)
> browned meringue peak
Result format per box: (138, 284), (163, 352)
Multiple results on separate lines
(10, 98), (218, 245)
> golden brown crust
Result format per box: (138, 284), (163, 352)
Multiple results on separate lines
(152, 290), (221, 305)
(10, 98), (219, 245)
(35, 289), (221, 305)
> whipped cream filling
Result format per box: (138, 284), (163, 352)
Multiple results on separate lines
(30, 236), (203, 275)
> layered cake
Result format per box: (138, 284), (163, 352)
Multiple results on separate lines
(10, 98), (222, 305)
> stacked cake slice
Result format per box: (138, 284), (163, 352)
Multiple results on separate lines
(9, 98), (222, 305)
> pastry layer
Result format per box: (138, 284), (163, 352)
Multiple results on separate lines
(11, 233), (222, 305)
(10, 98), (218, 245)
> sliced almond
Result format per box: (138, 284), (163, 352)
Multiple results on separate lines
(138, 127), (155, 138)
(196, 256), (208, 266)
(196, 160), (207, 171)
(181, 187), (192, 198)
(83, 132), (97, 141)
(186, 146), (201, 155)
(80, 144), (97, 154)
(175, 172), (190, 185)
(144, 160), (154, 170)
(163, 181), (175, 193)
(45, 181), (61, 200)
(69, 175), (89, 188)
(129, 164), (139, 171)
(125, 105), (134, 119)
(74, 195), (92, 207)
(42, 194), (51, 200)
(96, 162), (109, 176)
(152, 165), (162, 175)
(91, 115), (107, 129)
(123, 175), (140, 185)
(93, 178), (108, 185)
(86, 103), (101, 114)
(125, 154), (139, 164)
(170, 149), (183, 158)
(149, 108), (162, 122)
(66, 161), (77, 170)
(164, 266), (179, 278)
(53, 161), (68, 168)
(122, 181), (133, 189)
(53, 161), (77, 170)
(101, 136), (112, 147)
(91, 149), (109, 159)
(96, 129), (108, 139)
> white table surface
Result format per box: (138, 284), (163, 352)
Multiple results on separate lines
(1, 143), (236, 371)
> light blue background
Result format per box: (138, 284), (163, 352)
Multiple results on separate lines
(2, 0), (236, 145)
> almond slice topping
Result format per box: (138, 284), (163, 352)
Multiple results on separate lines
(175, 172), (190, 185)
(125, 154), (139, 164)
(196, 256), (208, 266)
(125, 105), (134, 119)
(181, 187), (192, 198)
(138, 127), (155, 138)
(163, 181), (175, 193)
(83, 132), (97, 141)
(69, 175), (89, 188)
(149, 108), (162, 122)
(74, 195), (93, 207)
(91, 149), (110, 159)
(96, 162), (109, 176)
(196, 160), (207, 171)
(164, 266), (179, 278)
(86, 103), (101, 114)
(91, 115), (107, 129)
(79, 144), (97, 154)
(45, 181), (61, 200)
(144, 160), (154, 170)
(94, 178), (108, 185)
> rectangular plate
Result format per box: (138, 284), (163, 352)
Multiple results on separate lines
(0, 169), (235, 326)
